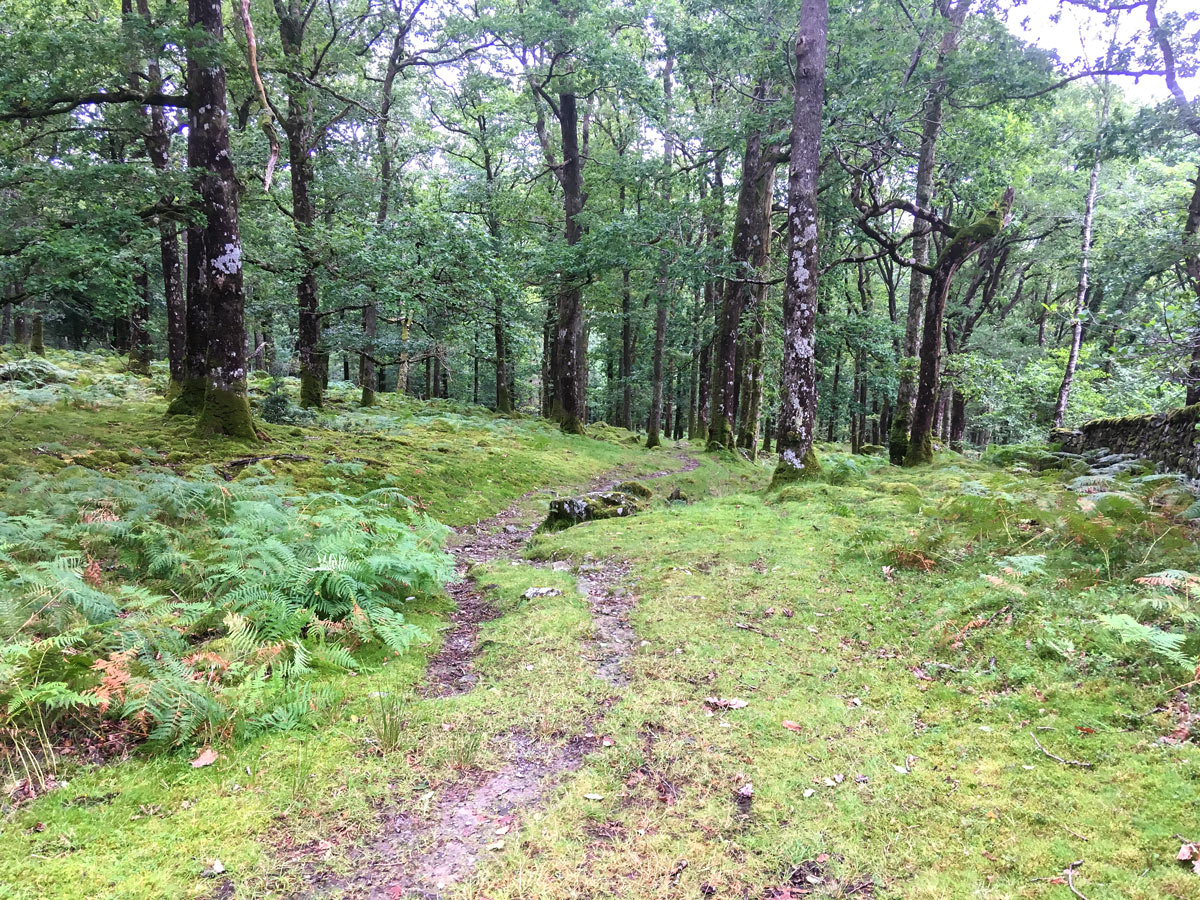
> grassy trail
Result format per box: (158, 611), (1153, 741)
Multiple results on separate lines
(307, 452), (703, 898)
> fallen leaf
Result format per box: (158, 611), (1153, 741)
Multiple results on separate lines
(802, 788), (815, 798)
(782, 720), (803, 732)
(583, 793), (605, 801)
(191, 748), (218, 769)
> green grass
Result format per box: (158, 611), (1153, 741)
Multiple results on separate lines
(0, 352), (676, 899)
(2, 359), (1198, 899)
(478, 456), (1199, 900)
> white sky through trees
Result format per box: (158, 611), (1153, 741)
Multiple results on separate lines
(1008, 0), (1200, 105)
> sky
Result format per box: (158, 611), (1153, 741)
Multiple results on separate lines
(1007, 0), (1200, 105)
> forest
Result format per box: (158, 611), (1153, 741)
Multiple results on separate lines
(2, 0), (1200, 897)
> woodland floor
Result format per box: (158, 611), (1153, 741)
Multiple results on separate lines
(0, 353), (1199, 900)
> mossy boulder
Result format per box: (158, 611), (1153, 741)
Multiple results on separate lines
(539, 490), (646, 532)
(0, 358), (68, 386)
(615, 480), (653, 499)
(878, 481), (922, 497)
(857, 443), (886, 457)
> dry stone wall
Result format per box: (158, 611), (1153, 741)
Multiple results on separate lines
(1051, 404), (1200, 478)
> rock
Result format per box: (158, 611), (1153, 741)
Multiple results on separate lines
(614, 480), (653, 499)
(523, 587), (562, 599)
(539, 491), (647, 532)
(502, 524), (520, 535)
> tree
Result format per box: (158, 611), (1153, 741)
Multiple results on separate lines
(773, 0), (827, 485)
(905, 188), (1014, 465)
(1053, 84), (1111, 427)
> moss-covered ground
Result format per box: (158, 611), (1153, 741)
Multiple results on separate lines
(0, 352), (1197, 900)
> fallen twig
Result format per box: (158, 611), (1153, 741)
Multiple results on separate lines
(1066, 860), (1091, 900)
(733, 621), (783, 642)
(1031, 732), (1093, 769)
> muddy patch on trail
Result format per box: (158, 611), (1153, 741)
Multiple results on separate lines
(420, 501), (542, 698)
(573, 559), (638, 686)
(334, 732), (596, 899)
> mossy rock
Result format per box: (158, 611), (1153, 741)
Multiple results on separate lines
(0, 358), (68, 386)
(615, 480), (653, 499)
(878, 481), (922, 497)
(539, 490), (646, 532)
(857, 444), (886, 456)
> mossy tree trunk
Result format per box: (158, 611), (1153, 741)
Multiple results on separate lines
(708, 82), (778, 452)
(130, 0), (184, 388)
(905, 189), (1014, 466)
(1147, 0), (1200, 404)
(188, 0), (255, 440)
(268, 1), (324, 410)
(694, 159), (722, 441)
(29, 307), (44, 355)
(772, 0), (827, 487)
(531, 71), (589, 435)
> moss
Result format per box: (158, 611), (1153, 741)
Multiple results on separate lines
(195, 387), (258, 441)
(558, 413), (586, 436)
(769, 444), (821, 488)
(539, 490), (646, 532)
(878, 481), (922, 497)
(888, 413), (910, 465)
(903, 429), (933, 467)
(705, 417), (734, 453)
(299, 366), (323, 409)
(165, 377), (206, 416)
(615, 480), (653, 499)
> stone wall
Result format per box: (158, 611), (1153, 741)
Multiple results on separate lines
(1051, 404), (1200, 478)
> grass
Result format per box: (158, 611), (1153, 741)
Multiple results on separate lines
(1, 356), (1198, 899)
(0, 351), (673, 899)
(492, 454), (1200, 900)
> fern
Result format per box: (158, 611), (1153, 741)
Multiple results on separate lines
(0, 465), (453, 748)
(1098, 613), (1195, 668)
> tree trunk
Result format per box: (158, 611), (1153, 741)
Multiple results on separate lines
(131, 0), (185, 390)
(128, 266), (152, 374)
(551, 91), (587, 434)
(274, 6), (323, 409)
(620, 267), (634, 429)
(646, 299), (670, 447)
(826, 355), (840, 443)
(360, 301), (378, 405)
(646, 57), (675, 449)
(889, 0), (968, 464)
(189, 0), (254, 439)
(950, 389), (966, 446)
(1053, 89), (1108, 427)
(773, 0), (827, 484)
(905, 190), (1013, 465)
(708, 81), (778, 452)
(29, 308), (44, 355)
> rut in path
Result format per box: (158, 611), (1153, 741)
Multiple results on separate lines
(303, 452), (698, 900)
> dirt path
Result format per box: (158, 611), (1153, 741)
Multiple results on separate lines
(311, 451), (698, 899)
